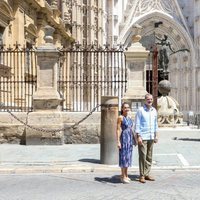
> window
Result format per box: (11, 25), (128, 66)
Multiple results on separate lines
(0, 26), (5, 44)
(46, 0), (52, 5)
(0, 26), (5, 64)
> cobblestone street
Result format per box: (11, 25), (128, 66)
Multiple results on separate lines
(0, 129), (200, 199)
(0, 170), (199, 200)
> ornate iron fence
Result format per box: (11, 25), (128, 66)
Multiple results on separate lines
(187, 112), (200, 128)
(0, 43), (127, 112)
(58, 44), (127, 111)
(0, 44), (37, 112)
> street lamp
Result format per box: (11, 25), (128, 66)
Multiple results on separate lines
(151, 21), (163, 109)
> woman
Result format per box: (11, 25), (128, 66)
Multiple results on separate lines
(116, 102), (136, 184)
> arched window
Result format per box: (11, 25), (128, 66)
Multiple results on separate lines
(0, 26), (5, 44)
(0, 2), (13, 27)
(25, 24), (37, 44)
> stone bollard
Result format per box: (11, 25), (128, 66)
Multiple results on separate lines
(100, 96), (118, 165)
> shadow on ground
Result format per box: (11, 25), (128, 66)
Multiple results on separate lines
(173, 137), (200, 142)
(78, 158), (100, 164)
(94, 174), (139, 184)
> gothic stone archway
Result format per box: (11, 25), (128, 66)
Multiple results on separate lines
(119, 11), (195, 119)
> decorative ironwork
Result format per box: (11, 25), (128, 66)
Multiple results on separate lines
(58, 43), (127, 112)
(0, 43), (37, 112)
(0, 42), (127, 112)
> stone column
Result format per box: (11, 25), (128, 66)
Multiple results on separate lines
(26, 25), (64, 145)
(33, 25), (63, 110)
(123, 25), (149, 112)
(100, 96), (118, 165)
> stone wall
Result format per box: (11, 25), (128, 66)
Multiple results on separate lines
(0, 112), (101, 144)
(62, 113), (101, 144)
(0, 113), (26, 144)
(1, 0), (72, 47)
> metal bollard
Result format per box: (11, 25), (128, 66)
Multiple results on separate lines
(197, 114), (200, 129)
(188, 111), (194, 126)
(100, 96), (119, 165)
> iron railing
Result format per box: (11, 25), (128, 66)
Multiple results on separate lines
(0, 43), (37, 112)
(58, 43), (127, 112)
(187, 112), (200, 128)
(0, 43), (127, 112)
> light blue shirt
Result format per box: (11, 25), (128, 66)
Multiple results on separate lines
(135, 104), (158, 140)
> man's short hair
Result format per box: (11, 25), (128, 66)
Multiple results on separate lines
(145, 93), (153, 99)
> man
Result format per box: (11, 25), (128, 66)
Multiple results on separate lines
(135, 93), (158, 183)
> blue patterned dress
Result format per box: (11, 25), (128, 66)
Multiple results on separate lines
(119, 116), (133, 168)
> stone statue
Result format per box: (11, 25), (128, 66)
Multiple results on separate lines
(156, 35), (170, 77)
(157, 80), (183, 126)
(156, 35), (189, 127)
(158, 47), (169, 73)
(157, 34), (189, 75)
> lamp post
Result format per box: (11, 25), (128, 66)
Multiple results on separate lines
(152, 21), (163, 109)
(152, 45), (158, 109)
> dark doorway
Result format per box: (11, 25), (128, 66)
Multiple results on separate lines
(146, 69), (164, 97)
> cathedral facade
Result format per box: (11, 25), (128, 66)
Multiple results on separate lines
(105, 0), (200, 117)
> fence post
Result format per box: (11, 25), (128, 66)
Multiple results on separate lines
(197, 114), (200, 129)
(123, 25), (149, 112)
(100, 96), (118, 165)
(187, 111), (194, 126)
(25, 25), (64, 145)
(33, 25), (63, 111)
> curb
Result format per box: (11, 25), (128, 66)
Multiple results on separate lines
(0, 165), (200, 174)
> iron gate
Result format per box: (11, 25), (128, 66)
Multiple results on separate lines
(0, 44), (37, 112)
(58, 44), (127, 112)
(0, 43), (127, 112)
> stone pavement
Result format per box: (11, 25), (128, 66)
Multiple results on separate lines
(0, 171), (200, 200)
(0, 127), (200, 174)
